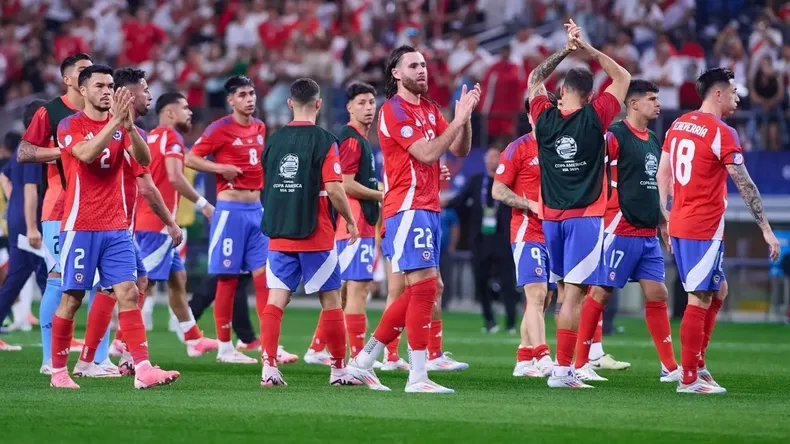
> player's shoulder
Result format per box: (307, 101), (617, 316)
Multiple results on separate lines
(204, 115), (235, 136)
(252, 117), (266, 130)
(503, 132), (535, 160)
(57, 111), (85, 132)
(382, 95), (410, 121)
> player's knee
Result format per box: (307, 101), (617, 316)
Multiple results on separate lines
(644, 284), (668, 302)
(689, 291), (713, 306)
(435, 278), (444, 298)
(137, 276), (149, 293)
(61, 291), (84, 312)
(318, 290), (342, 310)
(589, 286), (611, 304)
(114, 282), (140, 307)
(525, 285), (548, 308)
(268, 288), (290, 308)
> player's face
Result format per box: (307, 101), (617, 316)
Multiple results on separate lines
(395, 52), (428, 95)
(171, 98), (193, 133)
(719, 79), (739, 115)
(228, 86), (256, 116)
(81, 73), (114, 112)
(632, 91), (661, 120)
(128, 79), (152, 116)
(347, 93), (376, 125)
(64, 59), (93, 92)
(485, 148), (499, 174)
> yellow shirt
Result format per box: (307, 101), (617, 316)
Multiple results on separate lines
(176, 168), (197, 227)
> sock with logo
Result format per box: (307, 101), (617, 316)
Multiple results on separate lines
(555, 328), (577, 369)
(428, 320), (443, 360)
(404, 277), (437, 353)
(40, 278), (62, 365)
(680, 304), (707, 385)
(309, 319), (325, 352)
(321, 308), (347, 369)
(345, 313), (366, 358)
(51, 315), (74, 370)
(574, 297), (604, 369)
(386, 334), (402, 362)
(533, 343), (551, 361)
(214, 276), (238, 343)
(645, 300), (677, 371)
(260, 304), (283, 367)
(119, 309), (150, 365)
(699, 297), (723, 368)
(590, 314), (604, 360)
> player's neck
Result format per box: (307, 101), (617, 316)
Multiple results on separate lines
(397, 89), (421, 105)
(625, 114), (648, 132)
(698, 102), (722, 118)
(231, 112), (252, 126)
(348, 119), (370, 138)
(83, 105), (108, 122)
(66, 89), (85, 110)
(292, 111), (317, 124)
(158, 119), (175, 130)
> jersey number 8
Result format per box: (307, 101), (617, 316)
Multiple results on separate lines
(670, 137), (695, 186)
(249, 149), (258, 166)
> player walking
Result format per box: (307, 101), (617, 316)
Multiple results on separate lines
(526, 20), (630, 388)
(572, 80), (679, 383)
(259, 78), (361, 387)
(657, 68), (779, 394)
(50, 64), (179, 389)
(348, 45), (480, 393)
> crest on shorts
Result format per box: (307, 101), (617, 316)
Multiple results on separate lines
(400, 126), (414, 138)
(366, 264), (373, 273)
(279, 154), (299, 179)
(113, 130), (123, 141)
(535, 267), (543, 276)
(422, 250), (432, 261)
(223, 259), (232, 268)
(75, 272), (84, 283)
(428, 113), (436, 125)
(713, 275), (720, 283)
(609, 271), (616, 281)
(644, 152), (658, 177)
(555, 136), (577, 160)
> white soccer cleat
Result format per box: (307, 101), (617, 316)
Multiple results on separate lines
(590, 354), (631, 370)
(109, 339), (124, 357)
(660, 367), (682, 383)
(276, 345), (299, 364)
(347, 358), (391, 391)
(217, 348), (258, 364)
(548, 368), (594, 388)
(380, 357), (410, 371)
(40, 360), (53, 375)
(575, 363), (608, 381)
(330, 371), (364, 387)
(96, 358), (121, 376)
(426, 352), (469, 372)
(373, 360), (384, 369)
(404, 377), (455, 394)
(303, 349), (332, 366)
(0, 339), (22, 351)
(536, 356), (554, 376)
(697, 367), (722, 388)
(261, 364), (287, 387)
(513, 360), (543, 377)
(676, 377), (727, 394)
(72, 360), (122, 378)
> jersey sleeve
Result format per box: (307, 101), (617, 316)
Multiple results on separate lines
(190, 125), (221, 157)
(129, 156), (149, 177)
(22, 107), (52, 147)
(338, 137), (361, 175)
(591, 92), (622, 131)
(495, 139), (522, 188)
(322, 142), (343, 183)
(717, 124), (744, 165)
(125, 126), (146, 150)
(528, 95), (552, 126)
(381, 104), (423, 150)
(605, 131), (620, 161)
(165, 130), (186, 160)
(57, 117), (85, 155)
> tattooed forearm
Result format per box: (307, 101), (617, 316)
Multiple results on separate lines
(528, 47), (572, 96)
(727, 164), (769, 230)
(149, 202), (173, 226)
(17, 141), (60, 163)
(492, 181), (530, 210)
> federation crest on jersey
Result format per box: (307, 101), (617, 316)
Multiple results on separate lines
(644, 152), (658, 177)
(428, 113), (436, 125)
(732, 152), (744, 165)
(333, 162), (341, 175)
(63, 135), (72, 147)
(257, 135), (264, 145)
(113, 130), (123, 141)
(555, 136), (577, 160)
(172, 144), (182, 154)
(422, 250), (432, 261)
(400, 126), (414, 138)
(496, 164), (505, 175)
(279, 154), (299, 179)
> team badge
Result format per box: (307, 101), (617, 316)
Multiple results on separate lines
(535, 267), (543, 276)
(400, 126), (414, 138)
(172, 144), (182, 154)
(644, 152), (658, 177)
(333, 162), (342, 175)
(428, 113), (436, 125)
(496, 164), (505, 175)
(75, 272), (84, 283)
(422, 250), (432, 261)
(366, 264), (373, 273)
(279, 154), (299, 179)
(732, 153), (744, 165)
(257, 135), (264, 145)
(223, 259), (232, 268)
(555, 136), (577, 160)
(609, 271), (616, 281)
(63, 135), (72, 147)
(113, 130), (123, 141)
(713, 275), (720, 283)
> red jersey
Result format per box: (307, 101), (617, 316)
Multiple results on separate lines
(496, 132), (545, 244)
(604, 122), (658, 237)
(662, 111), (744, 240)
(135, 126), (185, 232)
(22, 95), (79, 221)
(269, 131), (343, 252)
(335, 123), (377, 240)
(191, 115), (266, 195)
(529, 92), (621, 221)
(378, 95), (449, 220)
(123, 147), (149, 232)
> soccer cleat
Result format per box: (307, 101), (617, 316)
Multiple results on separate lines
(217, 348), (258, 364)
(109, 340), (124, 357)
(404, 377), (455, 394)
(575, 363), (608, 381)
(187, 337), (219, 357)
(261, 365), (288, 387)
(589, 354), (631, 370)
(142, 309), (154, 331)
(347, 358), (391, 391)
(380, 357), (410, 371)
(536, 356), (554, 377)
(373, 360), (384, 369)
(27, 313), (40, 325)
(96, 358), (121, 376)
(73, 360), (122, 378)
(513, 360), (543, 377)
(0, 338), (22, 351)
(676, 378), (727, 394)
(236, 338), (261, 352)
(426, 352), (469, 372)
(50, 369), (80, 389)
(276, 345), (299, 364)
(303, 349), (332, 366)
(548, 368), (594, 388)
(69, 338), (85, 353)
(330, 372), (364, 386)
(8, 320), (32, 332)
(134, 362), (180, 389)
(40, 360), (53, 375)
(660, 367), (682, 383)
(697, 367), (723, 387)
(119, 353), (135, 376)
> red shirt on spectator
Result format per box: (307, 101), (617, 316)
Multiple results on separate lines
(479, 58), (526, 137)
(177, 64), (205, 108)
(258, 19), (288, 50)
(427, 60), (452, 109)
(53, 34), (90, 62)
(121, 19), (167, 64)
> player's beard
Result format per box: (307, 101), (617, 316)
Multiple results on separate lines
(175, 120), (192, 133)
(91, 96), (110, 112)
(401, 75), (428, 96)
(136, 104), (149, 117)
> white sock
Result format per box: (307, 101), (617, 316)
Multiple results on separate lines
(356, 337), (385, 368)
(408, 349), (428, 383)
(552, 364), (571, 377)
(218, 340), (234, 354)
(589, 342), (604, 361)
(142, 296), (155, 315)
(179, 319), (197, 333)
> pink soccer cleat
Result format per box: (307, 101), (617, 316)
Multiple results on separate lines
(50, 369), (80, 389)
(109, 339), (125, 357)
(134, 362), (180, 389)
(0, 339), (22, 351)
(119, 353), (135, 376)
(276, 345), (299, 364)
(187, 337), (219, 357)
(236, 338), (261, 352)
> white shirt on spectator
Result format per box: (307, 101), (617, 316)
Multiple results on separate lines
(640, 57), (684, 109)
(719, 56), (748, 93)
(448, 43), (493, 81)
(510, 33), (547, 62)
(138, 59), (176, 104)
(662, 0), (696, 32)
(614, 0), (663, 45)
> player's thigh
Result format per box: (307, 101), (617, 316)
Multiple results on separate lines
(338, 238), (375, 282)
(602, 234), (642, 289)
(386, 210), (440, 274)
(300, 248), (341, 294)
(632, 236), (666, 285)
(385, 257), (405, 301)
(97, 230), (138, 288)
(59, 230), (101, 291)
(135, 231), (177, 282)
(561, 217), (605, 285)
(208, 207), (247, 275)
(670, 237), (725, 293)
(241, 208), (269, 273)
(512, 241), (550, 289)
(42, 220), (61, 274)
(266, 251), (303, 292)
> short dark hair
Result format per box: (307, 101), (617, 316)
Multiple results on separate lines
(290, 78), (321, 105)
(345, 82), (376, 102)
(625, 79), (659, 104)
(563, 68), (594, 96)
(23, 99), (47, 129)
(78, 64), (114, 87)
(696, 67), (735, 99)
(524, 91), (558, 114)
(225, 75), (255, 95)
(155, 92), (186, 115)
(385, 45), (418, 98)
(60, 53), (93, 76)
(113, 67), (147, 90)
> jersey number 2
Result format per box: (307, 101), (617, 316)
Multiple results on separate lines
(100, 148), (111, 169)
(670, 137), (695, 186)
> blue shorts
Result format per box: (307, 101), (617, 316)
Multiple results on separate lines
(208, 201), (269, 275)
(135, 231), (185, 281)
(266, 249), (341, 294)
(602, 234), (665, 288)
(338, 237), (375, 281)
(59, 230), (137, 291)
(384, 209), (441, 273)
(671, 237), (726, 292)
(42, 220), (61, 273)
(512, 241), (550, 287)
(542, 217), (605, 285)
(381, 231), (393, 260)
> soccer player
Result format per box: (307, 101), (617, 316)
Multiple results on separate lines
(348, 45), (480, 393)
(571, 80), (679, 383)
(134, 91), (218, 357)
(526, 20), (630, 388)
(259, 78), (360, 387)
(17, 53), (94, 368)
(187, 76), (293, 364)
(657, 67), (779, 394)
(492, 94), (559, 378)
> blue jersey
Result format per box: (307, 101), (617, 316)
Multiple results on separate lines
(3, 153), (42, 237)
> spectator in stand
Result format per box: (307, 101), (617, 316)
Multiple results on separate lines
(613, 28), (640, 67)
(427, 40), (453, 115)
(661, 0), (696, 35)
(613, 0), (664, 52)
(448, 33), (492, 86)
(120, 7), (167, 65)
(509, 26), (548, 75)
(479, 45), (525, 147)
(748, 55), (786, 150)
(52, 19), (90, 62)
(749, 14), (783, 74)
(714, 22), (749, 93)
(640, 41), (683, 110)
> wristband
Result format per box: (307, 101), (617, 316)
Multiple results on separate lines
(196, 196), (208, 209)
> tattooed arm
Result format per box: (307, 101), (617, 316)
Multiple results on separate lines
(492, 180), (536, 212)
(17, 141), (61, 163)
(727, 163), (780, 260)
(527, 47), (572, 102)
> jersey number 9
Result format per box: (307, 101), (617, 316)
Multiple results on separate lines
(670, 137), (695, 186)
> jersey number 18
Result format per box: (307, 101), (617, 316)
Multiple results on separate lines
(669, 137), (695, 186)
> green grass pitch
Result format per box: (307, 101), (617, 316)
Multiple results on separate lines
(1, 306), (788, 444)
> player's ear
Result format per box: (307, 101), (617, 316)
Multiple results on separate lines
(287, 98), (294, 110)
(392, 67), (401, 81)
(315, 98), (322, 111)
(226, 94), (233, 106)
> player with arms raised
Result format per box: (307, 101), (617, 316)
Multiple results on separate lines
(50, 64), (179, 389)
(348, 45), (480, 393)
(527, 20), (630, 389)
(657, 68), (779, 394)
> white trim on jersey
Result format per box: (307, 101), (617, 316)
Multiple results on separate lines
(711, 127), (722, 160)
(63, 174), (80, 231)
(208, 210), (230, 264)
(397, 160), (417, 212)
(684, 239), (722, 291)
(605, 211), (621, 235)
(564, 219), (604, 284)
(713, 197), (727, 240)
(160, 130), (168, 155)
(304, 247), (339, 294)
(338, 239), (361, 273)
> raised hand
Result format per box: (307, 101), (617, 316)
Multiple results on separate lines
(564, 19), (582, 51)
(764, 229), (780, 262)
(440, 164), (451, 181)
(455, 83), (482, 122)
(124, 100), (137, 130)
